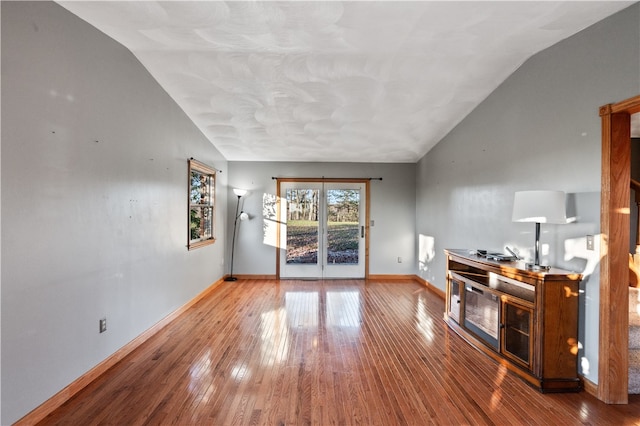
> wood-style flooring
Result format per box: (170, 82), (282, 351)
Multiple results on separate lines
(40, 279), (640, 425)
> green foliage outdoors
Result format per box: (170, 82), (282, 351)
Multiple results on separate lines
(287, 221), (359, 263)
(327, 222), (359, 251)
(190, 209), (201, 240)
(285, 188), (360, 264)
(287, 220), (318, 228)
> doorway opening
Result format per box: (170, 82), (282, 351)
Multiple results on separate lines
(276, 179), (370, 279)
(598, 95), (640, 404)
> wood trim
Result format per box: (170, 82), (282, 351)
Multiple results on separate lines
(412, 274), (446, 300)
(608, 94), (640, 115)
(276, 180), (282, 279)
(227, 274), (277, 280)
(581, 374), (598, 398)
(365, 180), (371, 280)
(367, 274), (416, 281)
(187, 238), (216, 251)
(14, 278), (226, 426)
(231, 275), (432, 284)
(598, 96), (636, 404)
(188, 158), (218, 175)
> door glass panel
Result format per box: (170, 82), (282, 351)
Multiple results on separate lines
(286, 188), (319, 264)
(503, 302), (532, 365)
(326, 189), (360, 265)
(448, 279), (461, 323)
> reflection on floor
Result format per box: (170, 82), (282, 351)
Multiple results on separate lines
(40, 279), (640, 425)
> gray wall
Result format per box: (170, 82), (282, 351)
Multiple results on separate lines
(2, 1), (638, 422)
(416, 4), (640, 385)
(1, 2), (228, 423)
(227, 162), (416, 277)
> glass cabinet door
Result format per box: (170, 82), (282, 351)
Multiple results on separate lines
(448, 278), (461, 323)
(502, 300), (533, 368)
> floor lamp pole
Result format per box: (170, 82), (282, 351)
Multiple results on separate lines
(225, 195), (241, 282)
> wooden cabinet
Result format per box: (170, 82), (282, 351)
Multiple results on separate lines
(502, 299), (533, 369)
(444, 249), (582, 392)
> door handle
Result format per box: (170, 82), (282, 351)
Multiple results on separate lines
(361, 226), (364, 238)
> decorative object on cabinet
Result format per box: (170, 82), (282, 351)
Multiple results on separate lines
(512, 190), (567, 270)
(444, 249), (582, 392)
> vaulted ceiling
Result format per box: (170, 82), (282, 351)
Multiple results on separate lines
(58, 1), (633, 162)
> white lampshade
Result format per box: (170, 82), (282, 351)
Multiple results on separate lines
(512, 190), (566, 224)
(233, 188), (247, 197)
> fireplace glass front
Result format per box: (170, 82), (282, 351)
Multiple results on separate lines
(464, 283), (499, 350)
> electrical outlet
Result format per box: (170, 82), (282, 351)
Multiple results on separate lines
(397, 256), (403, 263)
(99, 318), (107, 333)
(586, 235), (594, 251)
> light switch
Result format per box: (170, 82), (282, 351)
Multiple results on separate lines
(586, 235), (594, 251)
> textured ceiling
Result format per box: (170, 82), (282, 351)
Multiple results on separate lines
(58, 1), (633, 163)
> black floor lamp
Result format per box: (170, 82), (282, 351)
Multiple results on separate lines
(225, 188), (248, 281)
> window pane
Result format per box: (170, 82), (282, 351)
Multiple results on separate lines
(190, 171), (211, 205)
(327, 189), (359, 265)
(190, 206), (212, 242)
(286, 189), (319, 264)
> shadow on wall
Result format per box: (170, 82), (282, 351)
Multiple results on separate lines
(564, 232), (602, 378)
(418, 234), (436, 275)
(262, 192), (280, 248)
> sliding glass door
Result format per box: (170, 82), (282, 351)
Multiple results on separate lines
(279, 181), (366, 279)
(281, 183), (321, 277)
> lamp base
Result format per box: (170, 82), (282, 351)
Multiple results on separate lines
(525, 263), (551, 271)
(224, 276), (238, 282)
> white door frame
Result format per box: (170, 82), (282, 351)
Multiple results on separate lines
(323, 182), (366, 278)
(276, 178), (370, 280)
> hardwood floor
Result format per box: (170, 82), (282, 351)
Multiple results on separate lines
(39, 279), (640, 425)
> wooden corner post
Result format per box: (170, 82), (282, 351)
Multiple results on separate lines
(598, 102), (631, 404)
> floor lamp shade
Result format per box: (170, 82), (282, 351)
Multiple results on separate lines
(512, 190), (566, 269)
